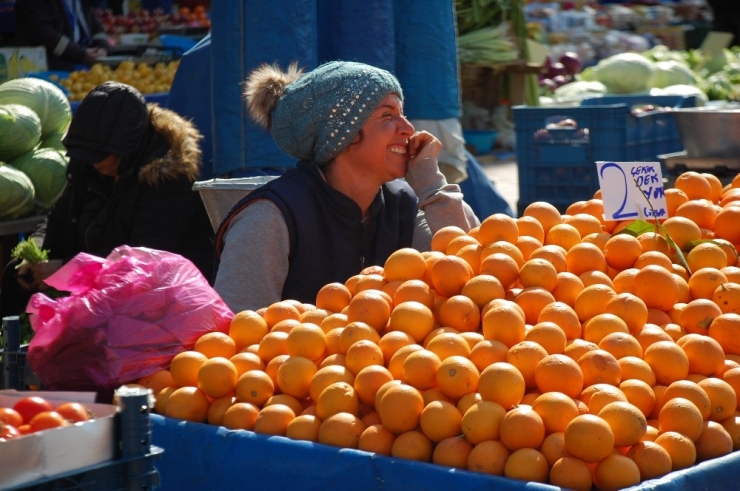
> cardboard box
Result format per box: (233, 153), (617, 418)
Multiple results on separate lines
(0, 390), (117, 489)
(0, 47), (48, 84)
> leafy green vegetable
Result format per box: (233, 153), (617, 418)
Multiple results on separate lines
(0, 77), (72, 137)
(0, 104), (42, 162)
(11, 238), (49, 266)
(10, 148), (68, 211)
(592, 53), (656, 94)
(0, 164), (35, 219)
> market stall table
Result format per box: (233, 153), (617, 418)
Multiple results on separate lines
(150, 415), (740, 490)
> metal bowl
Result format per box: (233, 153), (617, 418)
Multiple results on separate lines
(672, 107), (740, 158)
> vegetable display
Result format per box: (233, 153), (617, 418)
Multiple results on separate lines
(0, 104), (42, 162)
(0, 164), (35, 220)
(11, 148), (68, 211)
(0, 78), (72, 137)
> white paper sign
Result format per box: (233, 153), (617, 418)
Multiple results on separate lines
(596, 161), (667, 222)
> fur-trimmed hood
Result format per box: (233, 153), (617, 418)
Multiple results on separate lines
(138, 105), (203, 185)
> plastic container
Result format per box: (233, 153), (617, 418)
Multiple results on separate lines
(463, 129), (499, 155)
(514, 94), (696, 215)
(192, 176), (277, 232)
(1, 316), (41, 391)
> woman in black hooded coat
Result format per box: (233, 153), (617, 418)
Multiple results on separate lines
(0, 82), (214, 318)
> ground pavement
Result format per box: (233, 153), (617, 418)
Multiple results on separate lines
(478, 155), (519, 217)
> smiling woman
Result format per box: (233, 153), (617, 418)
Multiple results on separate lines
(213, 61), (480, 313)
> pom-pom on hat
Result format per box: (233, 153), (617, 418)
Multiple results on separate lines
(244, 60), (404, 164)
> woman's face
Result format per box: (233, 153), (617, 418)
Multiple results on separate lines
(93, 154), (122, 177)
(347, 93), (414, 183)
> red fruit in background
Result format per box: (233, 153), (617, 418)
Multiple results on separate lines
(13, 396), (53, 424)
(0, 407), (23, 427)
(0, 423), (20, 440)
(56, 402), (91, 423)
(29, 411), (69, 433)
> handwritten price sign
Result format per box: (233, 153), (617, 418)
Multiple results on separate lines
(596, 162), (668, 222)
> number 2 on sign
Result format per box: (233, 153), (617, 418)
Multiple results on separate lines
(596, 162), (668, 222)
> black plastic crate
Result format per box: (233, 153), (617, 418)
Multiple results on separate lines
(1, 316), (41, 390)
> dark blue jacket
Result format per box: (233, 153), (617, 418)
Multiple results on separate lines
(216, 161), (418, 303)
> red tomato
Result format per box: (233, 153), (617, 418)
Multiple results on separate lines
(13, 396), (53, 424)
(0, 423), (20, 440)
(29, 411), (69, 432)
(0, 407), (23, 427)
(17, 424), (32, 435)
(56, 402), (91, 423)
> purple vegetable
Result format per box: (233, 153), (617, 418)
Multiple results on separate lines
(552, 75), (568, 88)
(539, 78), (557, 92)
(559, 52), (582, 75)
(547, 62), (568, 78)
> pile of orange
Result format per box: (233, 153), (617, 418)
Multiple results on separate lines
(140, 170), (740, 490)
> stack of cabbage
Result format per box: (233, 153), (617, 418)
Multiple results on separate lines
(0, 78), (71, 221)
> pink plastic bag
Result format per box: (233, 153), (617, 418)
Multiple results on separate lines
(27, 246), (234, 394)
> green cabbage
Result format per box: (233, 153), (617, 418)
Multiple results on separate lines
(11, 148), (68, 210)
(0, 164), (35, 220)
(40, 131), (66, 151)
(592, 53), (656, 94)
(660, 85), (708, 106)
(554, 81), (609, 103)
(0, 78), (72, 136)
(0, 104), (42, 162)
(650, 61), (696, 88)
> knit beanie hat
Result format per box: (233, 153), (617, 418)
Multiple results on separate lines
(244, 61), (404, 164)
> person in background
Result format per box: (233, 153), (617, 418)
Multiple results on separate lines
(14, 0), (109, 71)
(0, 81), (214, 319)
(214, 61), (479, 313)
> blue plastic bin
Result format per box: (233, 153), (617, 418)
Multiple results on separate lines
(514, 94), (696, 215)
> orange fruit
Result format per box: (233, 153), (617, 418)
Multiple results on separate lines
(338, 321), (380, 354)
(430, 255), (473, 297)
(478, 362), (525, 410)
(346, 290), (391, 332)
(504, 448), (549, 483)
(460, 275), (505, 309)
(419, 400), (462, 442)
(694, 420), (733, 461)
(655, 431), (697, 470)
(680, 334), (725, 377)
(263, 393), (303, 416)
(665, 187), (690, 216)
(206, 395), (235, 426)
(317, 412), (365, 448)
(426, 332), (471, 360)
(582, 232), (611, 251)
(532, 392), (579, 434)
(715, 206), (740, 244)
(574, 284), (616, 322)
(545, 223), (581, 251)
(529, 244), (568, 273)
(663, 380), (712, 420)
(377, 383), (425, 434)
(534, 354), (584, 398)
(164, 386), (210, 422)
(698, 377), (737, 422)
(353, 365), (393, 406)
(632, 265), (679, 311)
(564, 338), (599, 363)
(549, 456), (593, 491)
(634, 250), (674, 270)
(437, 295), (480, 333)
(603, 234), (642, 271)
(714, 282), (740, 314)
(599, 332), (643, 360)
(619, 379), (656, 418)
(320, 312), (348, 333)
(523, 201), (561, 235)
(478, 253), (520, 290)
(353, 273), (388, 294)
(387, 344), (423, 381)
(564, 414), (615, 463)
(469, 339), (508, 372)
(516, 215), (545, 242)
(582, 313), (630, 345)
(276, 355), (317, 400)
(229, 311), (269, 351)
(315, 283), (353, 313)
(659, 397), (704, 441)
(539, 431), (567, 467)
(257, 331), (289, 363)
(383, 247), (426, 282)
(507, 341), (548, 389)
(687, 241), (728, 271)
(402, 349), (441, 391)
(435, 355), (479, 399)
(525, 321), (567, 355)
(194, 332), (237, 359)
(446, 235), (481, 256)
(358, 423), (396, 455)
(431, 226), (467, 253)
(680, 298), (722, 335)
(565, 242), (607, 277)
(301, 307), (330, 326)
(170, 350), (208, 388)
(138, 370), (175, 396)
(377, 331), (416, 365)
(721, 416), (740, 450)
(550, 271), (585, 307)
(432, 436), (474, 469)
(598, 401), (648, 447)
(393, 279), (435, 309)
(263, 301), (302, 329)
(618, 356), (656, 386)
(675, 171), (712, 201)
(391, 430), (432, 461)
(709, 313), (740, 355)
(676, 199), (718, 230)
(286, 414), (322, 442)
(467, 440), (510, 475)
(722, 367), (740, 411)
(578, 349), (622, 388)
(537, 301), (581, 340)
(635, 324), (674, 353)
(345, 339), (384, 376)
(309, 365), (355, 403)
(460, 400), (506, 444)
(625, 440), (673, 480)
(689, 267), (728, 300)
(230, 352), (266, 377)
(702, 173), (723, 203)
(481, 301), (525, 348)
(286, 323), (326, 361)
(315, 381), (359, 420)
(221, 402), (259, 431)
(513, 287), (555, 326)
(500, 405), (546, 451)
(563, 213), (603, 239)
(518, 257), (558, 292)
(643, 340), (689, 386)
(612, 267), (639, 294)
(478, 213), (519, 246)
(593, 454), (641, 491)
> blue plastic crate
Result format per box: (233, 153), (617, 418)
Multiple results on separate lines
(1, 317), (41, 391)
(514, 94), (696, 215)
